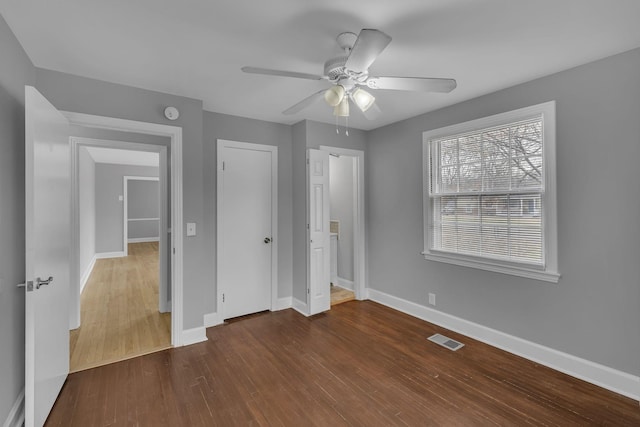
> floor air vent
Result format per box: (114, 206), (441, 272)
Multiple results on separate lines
(428, 333), (464, 351)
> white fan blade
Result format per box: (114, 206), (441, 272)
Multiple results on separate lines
(366, 76), (457, 93)
(242, 66), (325, 80)
(344, 29), (392, 74)
(283, 90), (326, 115)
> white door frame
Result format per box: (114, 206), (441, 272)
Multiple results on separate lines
(319, 145), (366, 300)
(216, 139), (278, 320)
(65, 112), (184, 347)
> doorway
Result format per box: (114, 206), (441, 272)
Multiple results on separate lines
(69, 140), (171, 372)
(65, 112), (184, 348)
(216, 139), (278, 321)
(320, 146), (366, 303)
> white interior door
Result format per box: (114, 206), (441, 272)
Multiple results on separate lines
(307, 149), (330, 315)
(218, 141), (276, 320)
(25, 86), (70, 427)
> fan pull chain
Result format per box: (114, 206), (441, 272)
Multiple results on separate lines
(345, 116), (349, 136)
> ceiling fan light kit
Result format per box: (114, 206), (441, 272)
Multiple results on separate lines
(351, 87), (375, 112)
(324, 85), (345, 107)
(333, 96), (350, 117)
(242, 28), (457, 121)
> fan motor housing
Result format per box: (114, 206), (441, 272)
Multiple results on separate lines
(324, 56), (348, 81)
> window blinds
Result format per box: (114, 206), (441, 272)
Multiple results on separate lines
(429, 117), (544, 265)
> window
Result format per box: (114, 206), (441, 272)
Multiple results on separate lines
(423, 101), (559, 282)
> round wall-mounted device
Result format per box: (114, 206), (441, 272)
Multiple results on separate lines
(164, 106), (179, 120)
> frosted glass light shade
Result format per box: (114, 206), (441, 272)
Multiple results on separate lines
(324, 85), (345, 107)
(352, 87), (375, 112)
(333, 96), (350, 116)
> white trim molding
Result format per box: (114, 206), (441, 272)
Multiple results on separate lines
(335, 277), (354, 291)
(204, 312), (223, 328)
(64, 112), (184, 347)
(181, 326), (208, 346)
(275, 297), (293, 311)
(422, 101), (559, 283)
(95, 251), (126, 259)
(127, 237), (160, 243)
(2, 389), (24, 427)
(367, 288), (639, 401)
(292, 298), (308, 316)
(79, 254), (97, 294)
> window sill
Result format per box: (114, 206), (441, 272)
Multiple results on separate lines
(422, 250), (560, 283)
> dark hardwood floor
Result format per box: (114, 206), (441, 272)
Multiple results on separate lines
(46, 301), (639, 426)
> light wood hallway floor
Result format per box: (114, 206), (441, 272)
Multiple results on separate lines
(330, 284), (355, 306)
(69, 242), (171, 373)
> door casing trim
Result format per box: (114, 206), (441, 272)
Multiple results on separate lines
(64, 111), (184, 346)
(319, 145), (366, 301)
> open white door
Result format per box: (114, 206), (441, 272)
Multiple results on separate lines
(307, 149), (330, 315)
(25, 86), (70, 427)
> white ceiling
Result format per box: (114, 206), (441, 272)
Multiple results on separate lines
(85, 146), (159, 167)
(3, 0), (640, 130)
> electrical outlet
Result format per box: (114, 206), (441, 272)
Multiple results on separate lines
(428, 293), (436, 306)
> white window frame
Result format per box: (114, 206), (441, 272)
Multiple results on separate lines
(422, 101), (560, 283)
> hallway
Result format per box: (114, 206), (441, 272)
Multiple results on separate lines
(69, 242), (171, 372)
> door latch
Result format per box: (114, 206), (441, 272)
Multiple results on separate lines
(18, 281), (34, 292)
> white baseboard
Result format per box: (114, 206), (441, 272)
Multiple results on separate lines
(127, 237), (159, 243)
(181, 326), (208, 346)
(335, 277), (354, 291)
(204, 312), (223, 328)
(366, 288), (639, 401)
(79, 254), (97, 294)
(274, 297), (292, 311)
(2, 389), (24, 427)
(95, 251), (125, 259)
(292, 297), (308, 316)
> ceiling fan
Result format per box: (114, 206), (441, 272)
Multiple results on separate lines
(242, 29), (457, 120)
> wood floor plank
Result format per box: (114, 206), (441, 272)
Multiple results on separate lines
(48, 301), (640, 426)
(69, 242), (171, 373)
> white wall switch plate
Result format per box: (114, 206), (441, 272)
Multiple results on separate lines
(186, 222), (196, 236)
(118, 195), (123, 201)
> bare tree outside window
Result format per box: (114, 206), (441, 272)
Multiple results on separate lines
(430, 118), (544, 264)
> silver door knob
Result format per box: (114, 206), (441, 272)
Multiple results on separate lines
(264, 237), (271, 244)
(35, 276), (53, 289)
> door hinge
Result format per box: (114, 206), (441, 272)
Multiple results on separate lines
(306, 223), (310, 229)
(173, 247), (176, 254)
(222, 161), (225, 171)
(306, 158), (309, 165)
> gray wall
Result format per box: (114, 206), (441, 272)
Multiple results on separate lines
(203, 111), (293, 313)
(95, 164), (159, 253)
(0, 13), (34, 423)
(127, 180), (159, 240)
(35, 69), (206, 330)
(329, 155), (354, 281)
(367, 48), (640, 375)
(78, 147), (96, 282)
